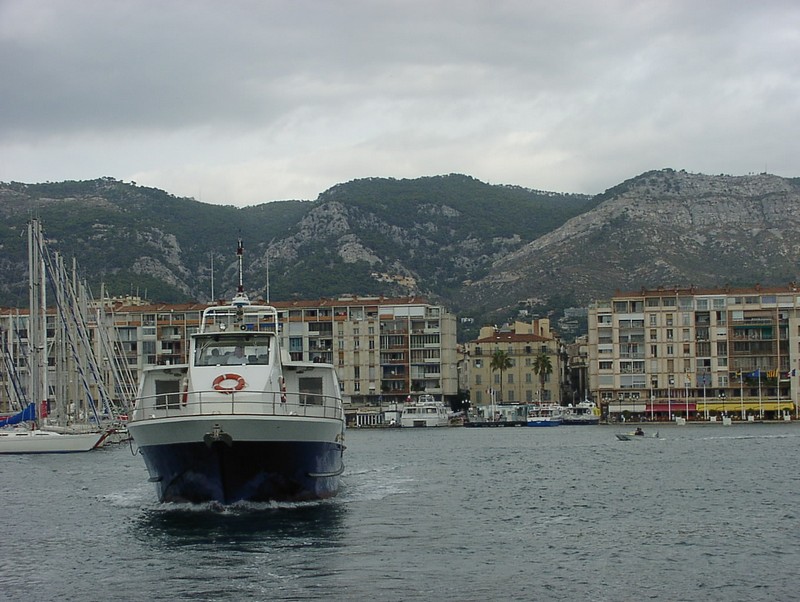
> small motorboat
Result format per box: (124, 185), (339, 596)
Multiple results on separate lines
(615, 430), (659, 441)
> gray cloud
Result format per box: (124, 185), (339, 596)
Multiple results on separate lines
(1, 0), (798, 205)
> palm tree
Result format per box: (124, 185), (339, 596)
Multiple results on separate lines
(490, 349), (513, 403)
(532, 351), (553, 403)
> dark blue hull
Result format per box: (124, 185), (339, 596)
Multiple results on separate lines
(138, 440), (345, 504)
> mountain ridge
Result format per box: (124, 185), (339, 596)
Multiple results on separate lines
(2, 169), (799, 341)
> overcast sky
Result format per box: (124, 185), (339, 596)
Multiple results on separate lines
(1, 1), (798, 207)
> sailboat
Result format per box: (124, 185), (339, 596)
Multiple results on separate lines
(0, 220), (119, 454)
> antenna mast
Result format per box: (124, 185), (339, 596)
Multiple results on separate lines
(237, 238), (244, 294)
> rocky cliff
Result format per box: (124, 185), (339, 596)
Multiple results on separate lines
(465, 169), (800, 311)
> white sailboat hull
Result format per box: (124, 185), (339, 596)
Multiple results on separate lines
(0, 429), (107, 454)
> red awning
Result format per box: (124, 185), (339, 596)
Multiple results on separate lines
(645, 403), (696, 412)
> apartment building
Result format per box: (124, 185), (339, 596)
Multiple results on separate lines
(588, 285), (799, 420)
(268, 296), (458, 406)
(0, 295), (458, 411)
(463, 320), (563, 405)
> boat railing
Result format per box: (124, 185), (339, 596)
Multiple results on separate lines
(131, 389), (344, 422)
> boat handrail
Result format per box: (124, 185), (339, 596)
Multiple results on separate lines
(130, 389), (344, 422)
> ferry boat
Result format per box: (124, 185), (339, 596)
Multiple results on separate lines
(400, 394), (450, 427)
(526, 403), (563, 427)
(561, 400), (601, 425)
(127, 242), (345, 504)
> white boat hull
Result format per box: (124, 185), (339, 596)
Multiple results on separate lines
(0, 429), (107, 454)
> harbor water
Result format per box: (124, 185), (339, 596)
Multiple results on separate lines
(2, 423), (800, 601)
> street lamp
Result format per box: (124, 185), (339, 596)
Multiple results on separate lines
(702, 374), (708, 420)
(684, 378), (690, 421)
(668, 377), (674, 421)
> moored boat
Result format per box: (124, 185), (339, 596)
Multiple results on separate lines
(0, 220), (122, 454)
(561, 400), (601, 425)
(0, 427), (108, 454)
(127, 241), (346, 504)
(526, 403), (563, 427)
(400, 394), (450, 427)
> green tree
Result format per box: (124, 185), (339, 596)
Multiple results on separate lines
(532, 352), (553, 403)
(490, 349), (513, 403)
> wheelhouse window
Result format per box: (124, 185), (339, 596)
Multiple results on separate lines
(194, 335), (271, 366)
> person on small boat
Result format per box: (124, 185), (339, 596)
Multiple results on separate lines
(634, 427), (644, 436)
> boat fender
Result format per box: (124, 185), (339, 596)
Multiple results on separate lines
(181, 377), (189, 406)
(212, 373), (246, 393)
(280, 376), (287, 403)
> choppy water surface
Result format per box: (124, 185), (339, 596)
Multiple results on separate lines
(2, 424), (799, 601)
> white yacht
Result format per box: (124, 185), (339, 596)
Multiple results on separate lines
(526, 403), (563, 427)
(400, 394), (450, 427)
(561, 400), (601, 425)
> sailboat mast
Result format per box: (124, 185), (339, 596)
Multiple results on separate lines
(266, 254), (270, 304)
(28, 220), (47, 424)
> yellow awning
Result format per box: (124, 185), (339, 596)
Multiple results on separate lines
(697, 401), (794, 412)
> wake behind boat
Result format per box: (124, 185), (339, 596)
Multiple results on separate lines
(127, 241), (346, 504)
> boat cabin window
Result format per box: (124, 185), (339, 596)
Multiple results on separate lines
(154, 379), (181, 410)
(299, 377), (323, 406)
(194, 337), (271, 366)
